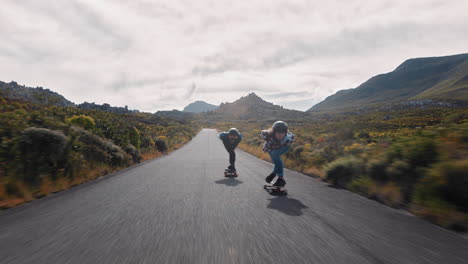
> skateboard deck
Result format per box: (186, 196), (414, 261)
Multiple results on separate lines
(264, 184), (287, 195)
(224, 170), (238, 177)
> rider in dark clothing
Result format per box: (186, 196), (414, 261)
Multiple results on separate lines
(219, 128), (243, 172)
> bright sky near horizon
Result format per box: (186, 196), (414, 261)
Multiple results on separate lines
(1, 0), (467, 111)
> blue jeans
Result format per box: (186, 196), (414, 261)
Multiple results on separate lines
(269, 146), (290, 177)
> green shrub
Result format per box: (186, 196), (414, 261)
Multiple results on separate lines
(386, 159), (411, 182)
(443, 162), (468, 211)
(416, 162), (468, 212)
(64, 150), (85, 179)
(286, 146), (304, 159)
(404, 137), (438, 168)
(356, 131), (370, 139)
(73, 127), (128, 166)
(74, 128), (110, 163)
(349, 175), (375, 196)
(367, 159), (389, 183)
(111, 152), (126, 166)
(140, 136), (155, 150)
(125, 144), (142, 163)
(386, 136), (438, 168)
(105, 142), (128, 167)
(336, 127), (355, 140)
(460, 125), (468, 143)
(320, 143), (343, 162)
(443, 112), (468, 124)
(5, 181), (20, 196)
(386, 142), (404, 162)
(155, 138), (168, 152)
(384, 136), (439, 202)
(129, 127), (141, 150)
(294, 146), (304, 156)
(325, 157), (363, 188)
(67, 115), (95, 130)
(17, 127), (67, 185)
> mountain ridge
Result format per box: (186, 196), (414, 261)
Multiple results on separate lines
(183, 100), (218, 113)
(309, 53), (468, 112)
(203, 92), (304, 121)
(0, 80), (139, 114)
(0, 81), (74, 107)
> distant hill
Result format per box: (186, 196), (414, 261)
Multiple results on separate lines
(155, 110), (195, 120)
(309, 53), (468, 112)
(77, 102), (139, 114)
(203, 92), (303, 121)
(183, 101), (218, 113)
(0, 81), (74, 107)
(0, 80), (139, 114)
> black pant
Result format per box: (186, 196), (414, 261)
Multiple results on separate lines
(223, 142), (236, 170)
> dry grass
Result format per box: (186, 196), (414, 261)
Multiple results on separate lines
(238, 143), (270, 161)
(54, 177), (71, 192)
(0, 181), (32, 209)
(141, 151), (163, 161)
(303, 166), (325, 178)
(376, 183), (403, 207)
(410, 204), (468, 232)
(283, 159), (294, 168)
(39, 177), (53, 196)
(85, 168), (100, 180)
(0, 140), (206, 209)
(349, 177), (403, 208)
(170, 143), (185, 151)
(0, 182), (6, 201)
(85, 166), (112, 180)
(0, 198), (25, 208)
(16, 181), (33, 202)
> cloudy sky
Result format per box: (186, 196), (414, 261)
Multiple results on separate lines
(1, 0), (467, 111)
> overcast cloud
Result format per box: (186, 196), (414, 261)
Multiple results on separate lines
(1, 0), (467, 111)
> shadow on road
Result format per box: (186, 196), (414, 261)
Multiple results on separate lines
(215, 178), (243, 186)
(267, 196), (308, 216)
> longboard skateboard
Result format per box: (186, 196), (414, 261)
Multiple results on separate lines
(224, 170), (238, 177)
(264, 184), (287, 195)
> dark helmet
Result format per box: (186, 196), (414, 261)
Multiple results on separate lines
(272, 121), (288, 133)
(228, 128), (240, 136)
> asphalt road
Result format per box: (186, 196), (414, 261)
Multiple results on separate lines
(0, 129), (467, 264)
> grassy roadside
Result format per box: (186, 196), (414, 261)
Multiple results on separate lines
(0, 97), (200, 209)
(0, 139), (192, 209)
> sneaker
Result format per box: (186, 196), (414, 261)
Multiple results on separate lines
(265, 173), (276, 184)
(273, 177), (286, 187)
(227, 165), (236, 172)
